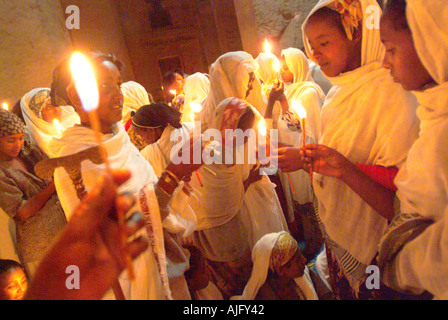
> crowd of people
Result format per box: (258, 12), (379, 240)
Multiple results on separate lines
(0, 0), (447, 301)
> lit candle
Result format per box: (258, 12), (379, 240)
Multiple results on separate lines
(190, 101), (202, 124)
(263, 38), (272, 54)
(70, 52), (134, 280)
(53, 118), (62, 136)
(2, 102), (8, 111)
(291, 100), (312, 181)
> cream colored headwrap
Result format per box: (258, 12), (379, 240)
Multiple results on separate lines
(232, 231), (318, 300)
(120, 81), (151, 125)
(199, 51), (266, 131)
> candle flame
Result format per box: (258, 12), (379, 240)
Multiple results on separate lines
(263, 39), (272, 54)
(190, 102), (202, 123)
(170, 89), (177, 96)
(70, 52), (99, 112)
(2, 102), (8, 111)
(53, 119), (62, 134)
(291, 100), (307, 119)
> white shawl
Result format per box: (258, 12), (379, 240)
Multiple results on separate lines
(49, 123), (171, 300)
(181, 73), (210, 123)
(232, 231), (318, 300)
(276, 48), (325, 216)
(191, 98), (287, 244)
(20, 88), (80, 157)
(120, 81), (150, 126)
(389, 0), (448, 298)
(198, 51), (266, 130)
(301, 0), (420, 288)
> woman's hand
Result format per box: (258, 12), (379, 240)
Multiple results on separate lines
(302, 144), (354, 179)
(25, 169), (148, 300)
(166, 135), (205, 181)
(274, 147), (304, 172)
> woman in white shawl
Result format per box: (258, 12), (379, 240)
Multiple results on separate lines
(48, 51), (202, 300)
(198, 51), (266, 132)
(276, 0), (420, 299)
(232, 231), (323, 300)
(190, 97), (287, 299)
(181, 72), (210, 123)
(376, 0), (448, 299)
(20, 87), (79, 157)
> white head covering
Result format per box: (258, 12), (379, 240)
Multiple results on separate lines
(181, 72), (210, 123)
(255, 52), (280, 92)
(281, 48), (313, 84)
(120, 81), (151, 125)
(199, 51), (266, 130)
(232, 231), (318, 300)
(406, 0), (448, 85)
(20, 87), (80, 157)
(302, 0), (385, 71)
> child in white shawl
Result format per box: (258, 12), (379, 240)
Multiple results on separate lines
(232, 231), (332, 300)
(20, 88), (79, 157)
(275, 0), (420, 299)
(266, 48), (326, 260)
(376, 0), (448, 300)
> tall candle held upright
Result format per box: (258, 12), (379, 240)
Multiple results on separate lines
(291, 100), (313, 181)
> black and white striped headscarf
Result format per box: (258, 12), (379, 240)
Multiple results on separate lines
(0, 109), (25, 137)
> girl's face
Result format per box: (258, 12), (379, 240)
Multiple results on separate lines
(0, 133), (25, 160)
(280, 58), (294, 83)
(0, 268), (28, 300)
(380, 15), (435, 91)
(304, 16), (361, 77)
(277, 250), (307, 279)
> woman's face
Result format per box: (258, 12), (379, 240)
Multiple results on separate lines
(304, 16), (360, 77)
(96, 61), (125, 130)
(277, 250), (307, 279)
(280, 58), (294, 83)
(0, 133), (25, 160)
(0, 268), (28, 300)
(133, 126), (162, 145)
(380, 15), (435, 91)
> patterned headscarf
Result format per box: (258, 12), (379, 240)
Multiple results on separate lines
(269, 232), (299, 273)
(328, 0), (363, 40)
(0, 109), (25, 137)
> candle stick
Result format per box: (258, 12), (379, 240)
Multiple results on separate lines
(70, 52), (134, 280)
(291, 100), (313, 181)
